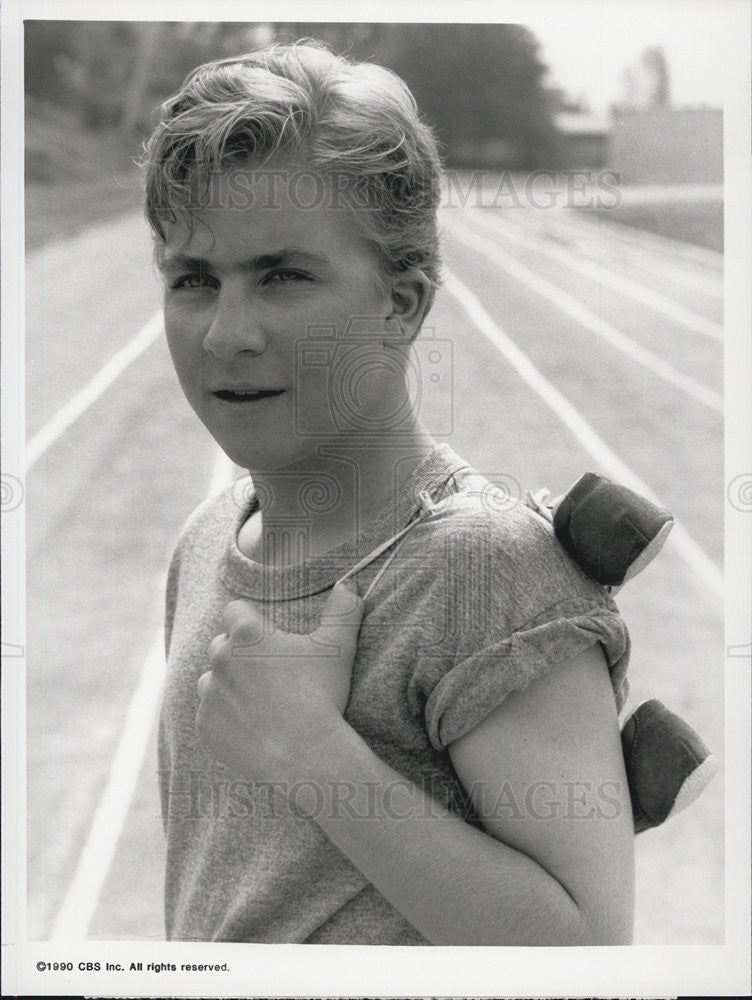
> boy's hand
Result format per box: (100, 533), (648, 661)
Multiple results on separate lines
(196, 579), (364, 782)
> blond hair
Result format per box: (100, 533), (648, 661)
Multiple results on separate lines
(142, 40), (443, 303)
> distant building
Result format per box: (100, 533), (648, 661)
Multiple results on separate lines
(609, 107), (723, 185)
(551, 105), (722, 185)
(553, 111), (611, 168)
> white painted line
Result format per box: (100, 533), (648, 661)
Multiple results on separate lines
(26, 310), (164, 472)
(557, 206), (724, 272)
(444, 215), (723, 415)
(528, 213), (724, 301)
(444, 268), (724, 606)
(49, 635), (166, 940)
(611, 183), (724, 206)
(469, 209), (723, 342)
(50, 448), (235, 941)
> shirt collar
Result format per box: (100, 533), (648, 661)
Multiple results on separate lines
(220, 442), (473, 600)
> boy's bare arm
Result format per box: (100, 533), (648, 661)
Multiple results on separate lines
(197, 584), (634, 946)
(292, 644), (634, 946)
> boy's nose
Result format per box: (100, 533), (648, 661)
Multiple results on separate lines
(202, 287), (267, 360)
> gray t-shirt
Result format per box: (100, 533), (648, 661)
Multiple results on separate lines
(159, 443), (630, 943)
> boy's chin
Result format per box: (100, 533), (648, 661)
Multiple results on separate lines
(215, 438), (320, 475)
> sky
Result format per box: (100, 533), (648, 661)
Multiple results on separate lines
(519, 0), (731, 112)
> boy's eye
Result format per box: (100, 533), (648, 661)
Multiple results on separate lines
(262, 269), (312, 286)
(171, 272), (219, 291)
(167, 268), (312, 291)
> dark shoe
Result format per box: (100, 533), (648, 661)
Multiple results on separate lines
(621, 699), (718, 833)
(553, 472), (674, 588)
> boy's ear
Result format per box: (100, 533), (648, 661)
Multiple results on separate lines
(387, 268), (432, 342)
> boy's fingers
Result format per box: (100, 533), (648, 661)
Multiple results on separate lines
(207, 633), (228, 661)
(317, 578), (364, 634)
(196, 669), (212, 697)
(222, 598), (263, 635)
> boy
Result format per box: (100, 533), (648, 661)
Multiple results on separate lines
(146, 40), (634, 945)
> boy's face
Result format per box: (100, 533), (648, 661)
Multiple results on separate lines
(158, 163), (406, 472)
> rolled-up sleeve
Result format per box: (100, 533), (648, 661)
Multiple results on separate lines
(425, 598), (630, 750)
(411, 502), (631, 752)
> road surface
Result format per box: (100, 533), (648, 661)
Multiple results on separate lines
(24, 196), (725, 945)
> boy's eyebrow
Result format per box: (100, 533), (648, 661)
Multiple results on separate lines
(156, 247), (333, 273)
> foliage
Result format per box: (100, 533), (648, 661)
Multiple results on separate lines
(24, 21), (560, 168)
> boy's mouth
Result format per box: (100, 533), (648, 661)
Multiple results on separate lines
(212, 388), (286, 403)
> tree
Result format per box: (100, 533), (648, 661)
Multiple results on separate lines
(619, 45), (671, 110)
(279, 22), (559, 167)
(120, 23), (164, 134)
(25, 21), (560, 167)
(642, 46), (670, 107)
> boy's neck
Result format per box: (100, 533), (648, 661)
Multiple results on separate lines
(238, 428), (439, 565)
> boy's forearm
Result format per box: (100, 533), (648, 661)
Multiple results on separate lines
(287, 723), (599, 947)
